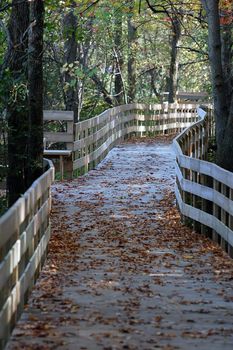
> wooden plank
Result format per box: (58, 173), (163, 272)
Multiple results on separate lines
(0, 226), (51, 339)
(75, 109), (111, 131)
(197, 107), (207, 119)
(0, 164), (53, 248)
(176, 165), (233, 216)
(72, 102), (200, 171)
(74, 114), (138, 151)
(74, 103), (179, 135)
(44, 150), (72, 157)
(74, 119), (122, 151)
(43, 110), (74, 121)
(73, 129), (126, 170)
(135, 122), (193, 133)
(73, 103), (199, 144)
(0, 156), (53, 345)
(0, 240), (21, 291)
(178, 154), (233, 189)
(0, 199), (50, 293)
(44, 132), (73, 143)
(175, 185), (232, 245)
(177, 91), (208, 99)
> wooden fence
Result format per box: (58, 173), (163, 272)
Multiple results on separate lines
(43, 110), (74, 179)
(174, 107), (233, 257)
(43, 110), (74, 150)
(72, 103), (198, 175)
(43, 104), (233, 258)
(43, 103), (199, 177)
(0, 160), (54, 349)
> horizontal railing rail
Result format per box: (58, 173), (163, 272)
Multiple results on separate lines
(43, 110), (74, 150)
(43, 110), (74, 179)
(42, 103), (200, 177)
(73, 102), (199, 175)
(0, 160), (54, 349)
(174, 106), (233, 257)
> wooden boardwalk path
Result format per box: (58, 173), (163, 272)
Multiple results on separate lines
(7, 138), (233, 350)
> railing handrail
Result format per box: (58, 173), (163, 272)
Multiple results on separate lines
(174, 104), (233, 258)
(173, 109), (205, 157)
(0, 159), (54, 349)
(43, 110), (74, 150)
(71, 102), (199, 175)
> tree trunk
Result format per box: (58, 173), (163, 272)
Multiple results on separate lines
(114, 13), (125, 105)
(201, 0), (233, 170)
(27, 0), (44, 186)
(6, 0), (29, 206)
(167, 17), (181, 103)
(91, 73), (114, 106)
(127, 1), (137, 103)
(221, 24), (233, 108)
(63, 8), (78, 121)
(148, 68), (162, 100)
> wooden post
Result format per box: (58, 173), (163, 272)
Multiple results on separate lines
(220, 184), (227, 251)
(212, 179), (219, 243)
(228, 189), (233, 258)
(59, 155), (64, 179)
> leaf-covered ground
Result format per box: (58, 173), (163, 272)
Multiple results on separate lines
(7, 138), (233, 350)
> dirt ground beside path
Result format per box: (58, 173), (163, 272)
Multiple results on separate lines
(6, 138), (233, 350)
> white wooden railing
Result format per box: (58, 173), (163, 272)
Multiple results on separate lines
(0, 160), (54, 349)
(43, 104), (233, 258)
(43, 110), (74, 150)
(174, 106), (233, 257)
(43, 103), (199, 177)
(73, 103), (199, 175)
(43, 110), (74, 179)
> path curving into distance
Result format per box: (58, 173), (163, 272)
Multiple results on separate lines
(7, 137), (233, 350)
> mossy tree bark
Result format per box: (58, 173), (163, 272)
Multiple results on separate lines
(63, 6), (79, 121)
(127, 0), (137, 103)
(6, 0), (29, 206)
(6, 0), (44, 206)
(28, 0), (44, 186)
(167, 17), (181, 103)
(201, 0), (233, 171)
(114, 12), (125, 105)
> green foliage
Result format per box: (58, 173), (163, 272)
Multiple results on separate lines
(0, 0), (213, 124)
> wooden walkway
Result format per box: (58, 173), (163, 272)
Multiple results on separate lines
(7, 138), (233, 350)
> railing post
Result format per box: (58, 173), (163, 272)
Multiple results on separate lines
(181, 166), (191, 226)
(229, 189), (233, 258)
(220, 184), (227, 251)
(212, 179), (219, 243)
(192, 169), (199, 232)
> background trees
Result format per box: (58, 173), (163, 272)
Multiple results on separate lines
(41, 0), (210, 115)
(2, 0), (228, 207)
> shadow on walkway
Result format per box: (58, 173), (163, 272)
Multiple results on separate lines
(7, 138), (233, 350)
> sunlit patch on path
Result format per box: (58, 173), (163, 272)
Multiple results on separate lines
(7, 138), (233, 350)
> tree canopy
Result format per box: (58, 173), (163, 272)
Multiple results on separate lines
(0, 0), (232, 207)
